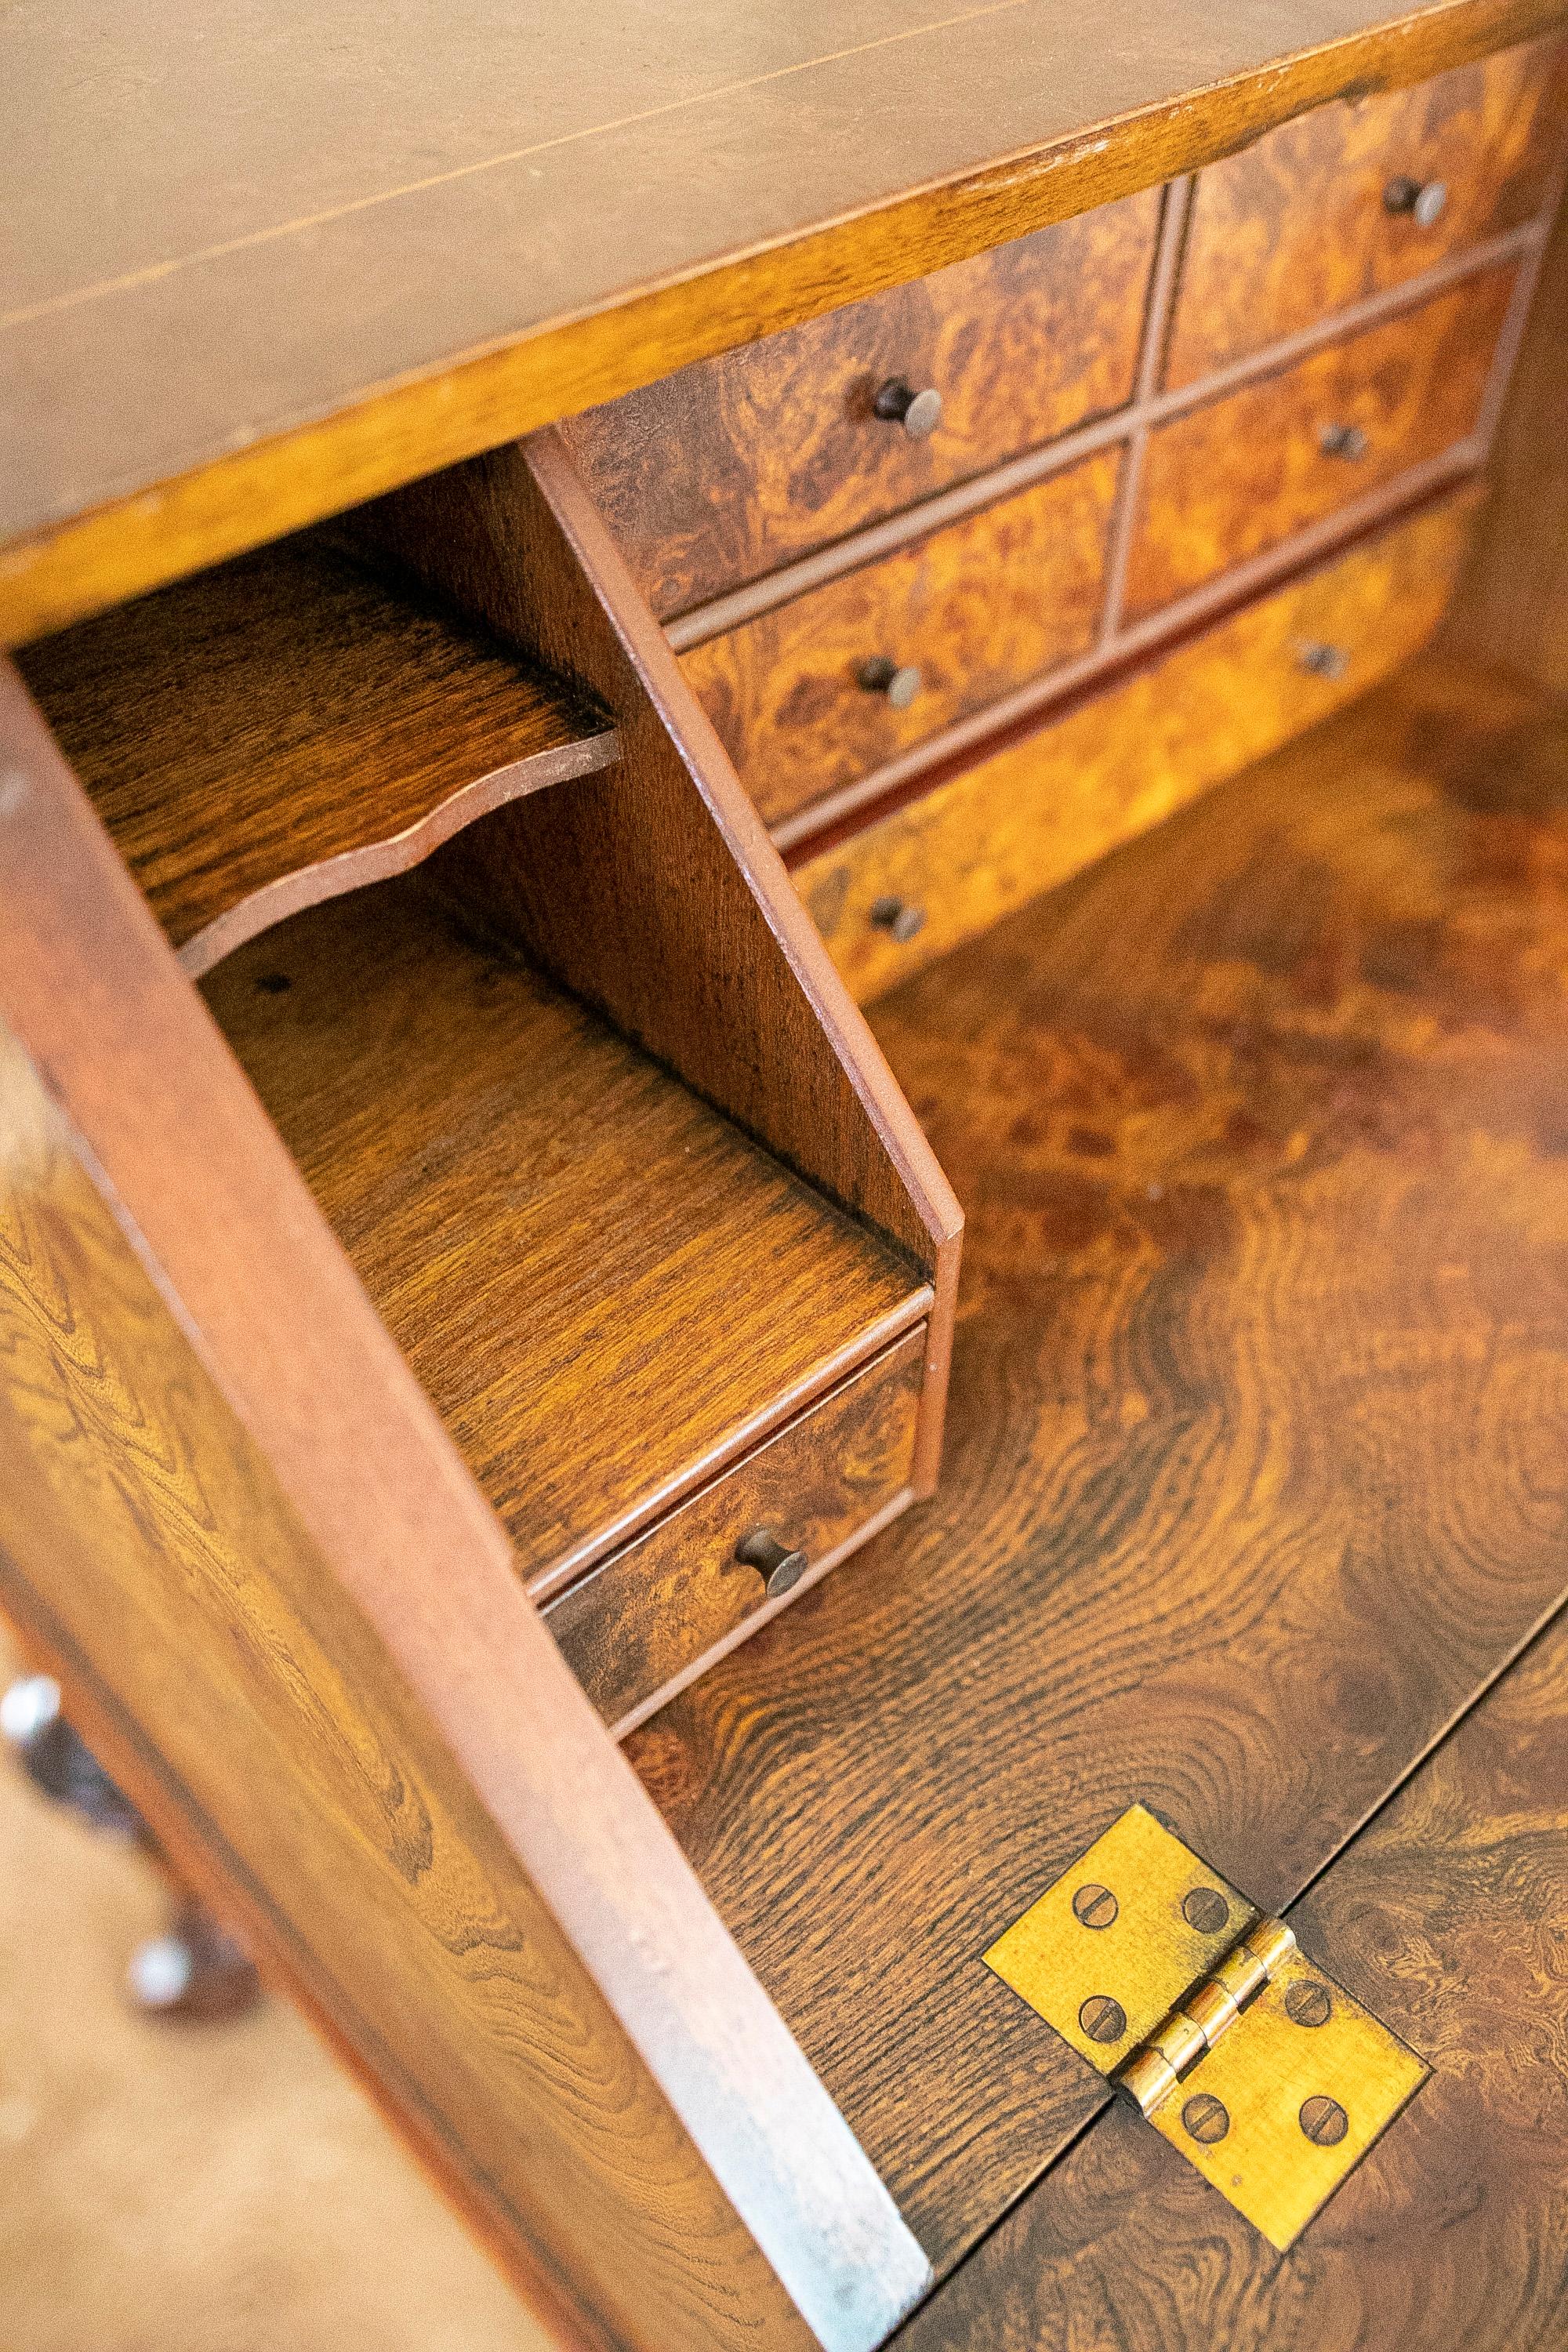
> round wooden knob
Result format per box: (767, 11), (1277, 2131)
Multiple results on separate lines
(869, 894), (926, 943)
(1384, 174), (1447, 227)
(1297, 640), (1350, 681)
(1318, 421), (1368, 460)
(873, 378), (943, 437)
(858, 655), (922, 709)
(735, 1526), (808, 1597)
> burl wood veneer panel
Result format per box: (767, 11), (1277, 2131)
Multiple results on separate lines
(902, 1599), (1568, 2351)
(630, 652), (1568, 2273)
(562, 191), (1158, 618)
(204, 876), (925, 1592)
(682, 449), (1121, 825)
(1127, 266), (1512, 619)
(1166, 30), (1568, 384)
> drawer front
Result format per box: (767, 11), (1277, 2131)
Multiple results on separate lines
(559, 189), (1160, 620)
(798, 488), (1480, 1003)
(681, 449), (1122, 829)
(1126, 268), (1511, 622)
(545, 1327), (926, 1728)
(1166, 33), (1568, 387)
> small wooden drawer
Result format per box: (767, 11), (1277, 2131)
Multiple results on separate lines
(559, 188), (1160, 620)
(1125, 268), (1512, 622)
(681, 449), (1122, 829)
(1165, 32), (1568, 386)
(798, 488), (1481, 1003)
(545, 1327), (927, 1730)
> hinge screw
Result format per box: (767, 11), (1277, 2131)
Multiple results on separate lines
(1079, 1994), (1127, 2044)
(1072, 1882), (1119, 1929)
(1300, 2095), (1349, 2146)
(1285, 1980), (1333, 2028)
(1182, 2092), (1230, 2143)
(1181, 1886), (1230, 1934)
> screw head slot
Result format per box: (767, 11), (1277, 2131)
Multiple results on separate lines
(1073, 1882), (1120, 1929)
(1079, 1994), (1128, 2045)
(1181, 1886), (1231, 1936)
(1285, 1980), (1334, 2029)
(1182, 2092), (1231, 2144)
(1300, 2094), (1350, 2146)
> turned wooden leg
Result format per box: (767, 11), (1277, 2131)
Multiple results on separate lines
(1, 1673), (262, 2021)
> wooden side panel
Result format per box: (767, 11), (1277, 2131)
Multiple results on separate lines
(1166, 30), (1568, 384)
(681, 451), (1121, 826)
(0, 664), (934, 2352)
(1128, 267), (1512, 619)
(559, 191), (1158, 618)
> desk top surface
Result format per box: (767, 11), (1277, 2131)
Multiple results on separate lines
(4, 0), (1562, 639)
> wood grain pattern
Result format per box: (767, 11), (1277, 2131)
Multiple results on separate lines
(900, 1602), (1568, 2350)
(203, 876), (926, 1596)
(798, 490), (1480, 1000)
(679, 452), (1121, 829)
(13, 2), (1568, 648)
(546, 1328), (925, 1733)
(562, 197), (1156, 620)
(628, 652), (1568, 2276)
(1127, 267), (1512, 619)
(14, 539), (615, 976)
(1165, 30), (1568, 385)
(0, 659), (935, 2352)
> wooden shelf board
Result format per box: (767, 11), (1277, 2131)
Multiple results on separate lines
(17, 540), (617, 976)
(203, 876), (928, 1593)
(626, 652), (1568, 2278)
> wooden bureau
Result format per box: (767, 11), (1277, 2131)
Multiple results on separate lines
(3, 7), (1568, 2350)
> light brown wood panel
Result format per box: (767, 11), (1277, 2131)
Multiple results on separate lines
(1127, 267), (1512, 619)
(0, 665), (933, 2352)
(547, 1328), (926, 1733)
(680, 453), (1121, 828)
(563, 198), (1155, 619)
(14, 539), (615, 975)
(629, 652), (1568, 2275)
(10, 0), (1568, 647)
(1166, 31), (1568, 384)
(899, 1602), (1568, 2351)
(800, 489), (1480, 1000)
(203, 876), (926, 1596)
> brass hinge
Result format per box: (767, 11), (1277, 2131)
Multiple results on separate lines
(985, 1804), (1428, 2249)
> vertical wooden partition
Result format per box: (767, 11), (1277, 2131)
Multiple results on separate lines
(0, 664), (934, 2351)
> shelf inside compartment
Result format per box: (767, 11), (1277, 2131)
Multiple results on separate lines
(625, 653), (1568, 2278)
(203, 869), (927, 1594)
(18, 537), (616, 976)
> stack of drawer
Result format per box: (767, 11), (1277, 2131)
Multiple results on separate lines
(561, 33), (1567, 995)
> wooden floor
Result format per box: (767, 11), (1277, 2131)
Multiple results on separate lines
(627, 652), (1568, 2286)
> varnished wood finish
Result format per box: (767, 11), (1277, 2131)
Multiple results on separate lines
(0, 666), (933, 2352)
(547, 1328), (926, 1733)
(14, 539), (615, 976)
(798, 490), (1479, 1000)
(1165, 31), (1568, 384)
(628, 652), (1568, 2274)
(1127, 267), (1512, 619)
(203, 877), (927, 1595)
(901, 1602), (1568, 2350)
(10, 1), (1568, 644)
(562, 198), (1155, 619)
(681, 452), (1122, 826)
(352, 430), (964, 1493)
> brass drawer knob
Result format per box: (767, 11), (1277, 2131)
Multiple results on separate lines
(735, 1526), (808, 1597)
(873, 378), (943, 438)
(858, 655), (923, 709)
(869, 893), (926, 943)
(1296, 640), (1350, 681)
(1317, 421), (1368, 460)
(1383, 174), (1448, 227)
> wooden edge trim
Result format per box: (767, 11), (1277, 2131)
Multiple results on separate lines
(177, 726), (620, 978)
(5, 0), (1565, 645)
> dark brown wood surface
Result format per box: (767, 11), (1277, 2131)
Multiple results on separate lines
(548, 1328), (926, 1733)
(799, 490), (1479, 1000)
(900, 1599), (1568, 2351)
(681, 452), (1121, 826)
(15, 539), (615, 976)
(11, 0), (1568, 647)
(562, 195), (1155, 619)
(1165, 31), (1568, 384)
(0, 662), (933, 2352)
(628, 650), (1568, 2280)
(1127, 265), (1514, 618)
(204, 875), (926, 1597)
